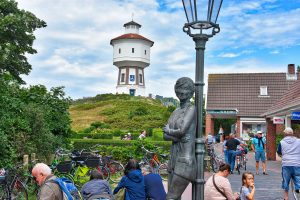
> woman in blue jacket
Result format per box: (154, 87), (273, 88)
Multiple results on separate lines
(113, 159), (146, 200)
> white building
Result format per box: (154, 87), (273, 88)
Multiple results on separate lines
(110, 21), (154, 96)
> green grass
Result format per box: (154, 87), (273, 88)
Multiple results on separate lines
(69, 94), (171, 132)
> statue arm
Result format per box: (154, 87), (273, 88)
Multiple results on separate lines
(163, 133), (180, 142)
(166, 107), (195, 138)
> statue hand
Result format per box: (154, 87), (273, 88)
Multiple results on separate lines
(163, 124), (170, 134)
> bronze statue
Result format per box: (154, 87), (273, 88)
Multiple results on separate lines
(163, 77), (196, 200)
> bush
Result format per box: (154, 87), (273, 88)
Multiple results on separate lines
(276, 134), (284, 148)
(90, 121), (111, 129)
(152, 128), (164, 141)
(71, 139), (171, 150)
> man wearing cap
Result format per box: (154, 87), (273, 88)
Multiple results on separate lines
(277, 127), (300, 200)
(251, 131), (267, 175)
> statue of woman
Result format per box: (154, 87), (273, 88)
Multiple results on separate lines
(163, 77), (196, 200)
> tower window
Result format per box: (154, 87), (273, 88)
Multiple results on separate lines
(144, 50), (146, 55)
(121, 73), (125, 82)
(260, 86), (268, 96)
(119, 48), (121, 54)
(139, 74), (143, 84)
(132, 48), (134, 53)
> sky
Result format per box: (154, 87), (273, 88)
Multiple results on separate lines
(16, 0), (300, 100)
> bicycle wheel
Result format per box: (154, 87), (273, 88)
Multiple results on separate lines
(158, 163), (168, 181)
(11, 179), (28, 200)
(291, 179), (300, 200)
(211, 158), (219, 173)
(236, 157), (240, 175)
(99, 165), (110, 182)
(108, 162), (124, 183)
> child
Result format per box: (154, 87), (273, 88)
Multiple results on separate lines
(240, 172), (255, 200)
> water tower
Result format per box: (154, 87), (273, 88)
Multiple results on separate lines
(110, 20), (154, 96)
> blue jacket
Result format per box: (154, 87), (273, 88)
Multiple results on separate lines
(113, 170), (145, 200)
(144, 173), (166, 200)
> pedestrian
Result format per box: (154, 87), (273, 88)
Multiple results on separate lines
(225, 133), (241, 174)
(138, 130), (146, 140)
(141, 165), (166, 200)
(223, 135), (230, 164)
(277, 127), (300, 200)
(251, 131), (267, 175)
(240, 172), (255, 200)
(127, 133), (132, 140)
(204, 163), (239, 200)
(81, 170), (114, 200)
(113, 159), (145, 200)
(122, 134), (128, 140)
(32, 163), (63, 200)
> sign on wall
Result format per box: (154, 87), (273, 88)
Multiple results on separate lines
(273, 117), (285, 124)
(291, 111), (300, 120)
(130, 75), (135, 82)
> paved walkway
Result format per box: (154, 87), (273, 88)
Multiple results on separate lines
(164, 143), (294, 200)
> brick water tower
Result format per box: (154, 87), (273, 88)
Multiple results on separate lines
(110, 21), (154, 96)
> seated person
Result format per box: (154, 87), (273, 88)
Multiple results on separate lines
(141, 165), (166, 200)
(81, 170), (114, 200)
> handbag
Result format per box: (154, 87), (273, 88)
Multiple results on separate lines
(212, 174), (228, 200)
(114, 188), (126, 200)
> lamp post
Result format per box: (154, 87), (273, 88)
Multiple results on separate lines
(181, 0), (223, 200)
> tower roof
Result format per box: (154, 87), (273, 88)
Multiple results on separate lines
(123, 20), (142, 28)
(110, 33), (154, 46)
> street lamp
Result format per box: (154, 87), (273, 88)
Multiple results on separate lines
(181, 0), (223, 200)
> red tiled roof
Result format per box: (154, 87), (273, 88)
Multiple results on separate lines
(206, 73), (299, 117)
(110, 33), (154, 46)
(261, 79), (300, 117)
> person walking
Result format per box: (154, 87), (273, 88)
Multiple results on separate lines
(204, 163), (239, 200)
(240, 172), (255, 200)
(225, 133), (241, 174)
(251, 131), (267, 175)
(277, 127), (300, 200)
(81, 170), (114, 200)
(141, 165), (166, 200)
(32, 163), (63, 200)
(113, 159), (145, 200)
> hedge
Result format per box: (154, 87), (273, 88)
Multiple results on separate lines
(70, 133), (113, 139)
(71, 139), (171, 150)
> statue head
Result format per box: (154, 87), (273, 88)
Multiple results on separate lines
(174, 77), (194, 102)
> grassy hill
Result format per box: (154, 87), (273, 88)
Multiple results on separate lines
(69, 94), (175, 132)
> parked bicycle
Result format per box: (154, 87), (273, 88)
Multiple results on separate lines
(235, 149), (247, 175)
(0, 165), (28, 200)
(139, 145), (169, 181)
(206, 143), (223, 172)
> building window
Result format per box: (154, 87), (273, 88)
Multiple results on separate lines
(132, 48), (134, 53)
(119, 48), (121, 54)
(139, 74), (143, 84)
(121, 73), (125, 82)
(144, 50), (146, 55)
(260, 86), (268, 96)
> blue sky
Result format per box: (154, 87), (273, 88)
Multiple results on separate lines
(16, 0), (300, 99)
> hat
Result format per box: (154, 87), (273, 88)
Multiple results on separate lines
(128, 133), (131, 135)
(257, 131), (262, 134)
(283, 127), (293, 135)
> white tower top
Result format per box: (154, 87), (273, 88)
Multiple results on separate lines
(124, 21), (141, 34)
(110, 20), (154, 97)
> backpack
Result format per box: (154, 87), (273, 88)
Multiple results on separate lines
(53, 177), (82, 200)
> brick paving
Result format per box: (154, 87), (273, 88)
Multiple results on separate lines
(164, 143), (294, 200)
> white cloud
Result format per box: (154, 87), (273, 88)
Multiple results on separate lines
(15, 0), (300, 99)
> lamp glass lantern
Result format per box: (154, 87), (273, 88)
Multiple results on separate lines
(182, 0), (223, 35)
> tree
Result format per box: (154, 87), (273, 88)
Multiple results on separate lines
(0, 0), (46, 83)
(0, 74), (71, 166)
